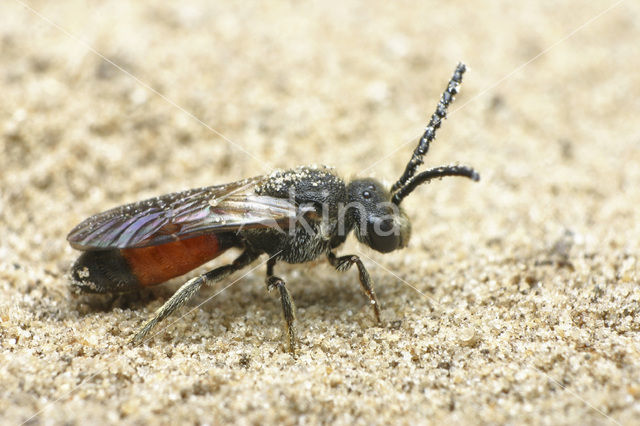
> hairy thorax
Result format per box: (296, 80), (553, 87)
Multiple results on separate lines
(242, 165), (351, 263)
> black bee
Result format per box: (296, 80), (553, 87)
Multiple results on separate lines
(67, 63), (479, 353)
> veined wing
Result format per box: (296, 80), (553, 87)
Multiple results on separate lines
(67, 176), (301, 250)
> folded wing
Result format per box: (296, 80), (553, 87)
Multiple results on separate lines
(67, 176), (302, 250)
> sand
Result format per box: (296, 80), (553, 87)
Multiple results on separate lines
(1, 1), (639, 424)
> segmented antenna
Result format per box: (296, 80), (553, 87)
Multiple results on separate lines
(391, 165), (479, 205)
(391, 63), (466, 193)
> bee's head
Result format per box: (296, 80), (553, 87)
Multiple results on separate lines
(346, 179), (411, 253)
(346, 63), (480, 253)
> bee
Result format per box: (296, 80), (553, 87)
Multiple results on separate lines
(67, 63), (479, 353)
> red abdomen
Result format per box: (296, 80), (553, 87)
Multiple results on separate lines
(121, 234), (226, 287)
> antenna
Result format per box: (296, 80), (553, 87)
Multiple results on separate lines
(391, 63), (467, 193)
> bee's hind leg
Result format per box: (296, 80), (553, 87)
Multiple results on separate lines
(129, 248), (259, 344)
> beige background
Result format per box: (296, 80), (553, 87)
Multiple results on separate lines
(1, 1), (639, 424)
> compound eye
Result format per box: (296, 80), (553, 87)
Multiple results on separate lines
(362, 184), (376, 200)
(366, 218), (400, 253)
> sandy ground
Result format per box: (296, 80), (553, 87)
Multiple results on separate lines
(1, 1), (640, 424)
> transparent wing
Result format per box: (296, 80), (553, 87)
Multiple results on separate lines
(67, 176), (301, 249)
